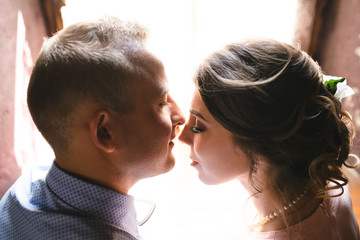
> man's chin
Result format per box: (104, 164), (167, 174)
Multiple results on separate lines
(143, 156), (175, 179)
(166, 156), (176, 171)
(159, 156), (176, 175)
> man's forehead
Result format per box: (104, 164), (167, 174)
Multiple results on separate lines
(135, 49), (165, 73)
(131, 67), (169, 98)
(141, 53), (168, 94)
(128, 48), (169, 97)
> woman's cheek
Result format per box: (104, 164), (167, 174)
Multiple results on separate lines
(194, 138), (213, 160)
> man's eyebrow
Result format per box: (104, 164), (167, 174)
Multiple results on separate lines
(160, 85), (169, 97)
(189, 109), (209, 122)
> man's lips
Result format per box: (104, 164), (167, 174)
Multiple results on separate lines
(169, 133), (175, 144)
(171, 126), (181, 140)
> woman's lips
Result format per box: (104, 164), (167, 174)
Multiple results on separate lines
(189, 153), (199, 166)
(190, 160), (199, 166)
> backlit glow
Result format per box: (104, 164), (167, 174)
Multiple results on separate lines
(61, 1), (298, 239)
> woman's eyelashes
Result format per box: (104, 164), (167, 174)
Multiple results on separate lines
(191, 118), (204, 133)
(191, 126), (204, 133)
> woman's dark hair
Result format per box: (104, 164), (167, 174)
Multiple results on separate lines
(194, 38), (355, 203)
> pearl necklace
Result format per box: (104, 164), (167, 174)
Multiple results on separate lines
(248, 188), (308, 230)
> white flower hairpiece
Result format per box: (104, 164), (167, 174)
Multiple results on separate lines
(321, 74), (354, 101)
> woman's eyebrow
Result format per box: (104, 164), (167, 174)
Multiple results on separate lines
(189, 109), (209, 122)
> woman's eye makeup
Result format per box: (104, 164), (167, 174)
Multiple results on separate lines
(191, 118), (204, 133)
(191, 126), (203, 133)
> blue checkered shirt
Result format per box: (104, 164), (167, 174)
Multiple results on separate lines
(0, 163), (142, 239)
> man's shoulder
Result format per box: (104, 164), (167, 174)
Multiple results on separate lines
(0, 208), (141, 240)
(1, 165), (50, 205)
(0, 164), (142, 240)
(0, 164), (52, 227)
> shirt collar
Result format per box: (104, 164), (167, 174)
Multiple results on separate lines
(45, 163), (139, 237)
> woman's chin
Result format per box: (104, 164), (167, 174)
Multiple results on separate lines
(198, 174), (224, 185)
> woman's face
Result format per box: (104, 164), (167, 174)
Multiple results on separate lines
(178, 90), (251, 185)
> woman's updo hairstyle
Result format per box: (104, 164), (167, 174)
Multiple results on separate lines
(195, 38), (355, 200)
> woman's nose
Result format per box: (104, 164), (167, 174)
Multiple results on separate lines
(178, 123), (191, 145)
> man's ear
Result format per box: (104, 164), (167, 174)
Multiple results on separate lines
(89, 110), (115, 153)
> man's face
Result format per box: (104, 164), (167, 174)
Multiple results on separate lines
(112, 53), (185, 179)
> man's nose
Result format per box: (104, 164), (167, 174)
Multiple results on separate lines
(169, 96), (185, 127)
(173, 109), (185, 127)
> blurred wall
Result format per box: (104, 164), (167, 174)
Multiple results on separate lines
(0, 0), (46, 198)
(312, 0), (360, 156)
(303, 0), (360, 222)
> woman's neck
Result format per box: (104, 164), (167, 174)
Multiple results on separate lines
(242, 182), (322, 231)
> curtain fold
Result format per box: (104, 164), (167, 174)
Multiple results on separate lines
(293, 0), (325, 54)
(39, 0), (66, 36)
